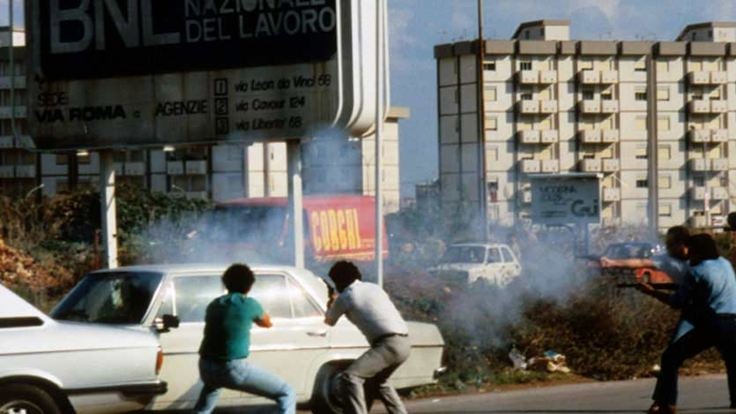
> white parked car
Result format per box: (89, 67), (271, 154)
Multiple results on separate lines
(51, 264), (445, 413)
(0, 283), (166, 414)
(429, 243), (522, 286)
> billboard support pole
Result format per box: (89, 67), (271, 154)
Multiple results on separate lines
(374, 0), (385, 287)
(287, 140), (305, 269)
(99, 151), (118, 269)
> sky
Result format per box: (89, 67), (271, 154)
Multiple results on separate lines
(4, 1), (736, 198)
(388, 0), (736, 197)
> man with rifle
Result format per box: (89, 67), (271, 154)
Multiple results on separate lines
(601, 226), (691, 414)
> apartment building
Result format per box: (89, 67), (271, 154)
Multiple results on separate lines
(0, 27), (405, 213)
(436, 20), (736, 231)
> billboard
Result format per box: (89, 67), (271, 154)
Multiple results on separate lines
(26, 0), (387, 150)
(530, 174), (601, 225)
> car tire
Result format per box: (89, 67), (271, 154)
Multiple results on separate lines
(0, 384), (61, 414)
(310, 363), (374, 414)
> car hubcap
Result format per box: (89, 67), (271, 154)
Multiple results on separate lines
(0, 401), (43, 414)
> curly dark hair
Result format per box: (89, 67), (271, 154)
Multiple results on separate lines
(222, 263), (255, 294)
(687, 233), (720, 266)
(328, 261), (362, 291)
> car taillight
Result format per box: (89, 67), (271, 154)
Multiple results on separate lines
(156, 346), (164, 375)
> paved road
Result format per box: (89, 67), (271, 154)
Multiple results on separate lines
(367, 374), (735, 414)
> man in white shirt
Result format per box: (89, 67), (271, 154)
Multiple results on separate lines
(324, 261), (410, 414)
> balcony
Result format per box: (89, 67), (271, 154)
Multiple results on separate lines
(166, 161), (184, 175)
(580, 159), (602, 173)
(0, 136), (13, 148)
(579, 70), (600, 84)
(711, 100), (728, 113)
(517, 100), (540, 114)
(521, 159), (541, 173)
(540, 100), (558, 114)
(124, 162), (145, 176)
(519, 130), (541, 144)
(712, 186), (729, 201)
(0, 166), (14, 178)
(711, 158), (728, 171)
(541, 159), (560, 173)
(579, 100), (601, 114)
(601, 129), (620, 143)
(600, 70), (619, 84)
(579, 130), (602, 144)
(689, 99), (727, 114)
(711, 129), (729, 143)
(518, 70), (539, 84)
(539, 70), (558, 84)
(0, 75), (26, 89)
(578, 70), (618, 84)
(0, 106), (27, 119)
(602, 159), (620, 172)
(690, 215), (708, 228)
(691, 186), (707, 201)
(541, 130), (559, 144)
(185, 160), (208, 175)
(689, 100), (710, 114)
(690, 158), (709, 172)
(16, 136), (35, 149)
(711, 71), (728, 84)
(602, 187), (621, 202)
(601, 100), (619, 114)
(689, 129), (711, 143)
(688, 71), (728, 85)
(15, 165), (35, 178)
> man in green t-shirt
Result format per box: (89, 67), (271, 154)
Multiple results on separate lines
(194, 263), (296, 414)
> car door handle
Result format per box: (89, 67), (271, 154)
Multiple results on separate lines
(307, 330), (328, 337)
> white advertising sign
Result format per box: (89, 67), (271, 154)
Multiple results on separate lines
(530, 175), (601, 225)
(26, 0), (387, 150)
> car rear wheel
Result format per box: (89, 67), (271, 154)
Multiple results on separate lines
(310, 363), (374, 414)
(0, 384), (61, 414)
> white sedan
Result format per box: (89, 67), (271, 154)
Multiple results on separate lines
(51, 264), (445, 413)
(0, 283), (166, 414)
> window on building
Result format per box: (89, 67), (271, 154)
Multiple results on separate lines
(658, 116), (670, 131)
(520, 92), (533, 100)
(483, 60), (496, 71)
(454, 88), (459, 103)
(485, 116), (498, 131)
(657, 86), (670, 101)
(658, 144), (672, 160)
(635, 147), (648, 160)
(634, 59), (647, 72)
(455, 118), (460, 132)
(582, 89), (594, 100)
(635, 86), (647, 101)
(485, 85), (497, 101)
(636, 179), (648, 188)
(601, 90), (613, 100)
(520, 61), (532, 71)
(659, 203), (672, 217)
(55, 154), (68, 165)
(658, 176), (672, 189)
(487, 145), (499, 161)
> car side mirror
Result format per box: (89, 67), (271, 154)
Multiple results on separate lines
(155, 314), (180, 332)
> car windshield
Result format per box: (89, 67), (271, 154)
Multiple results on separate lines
(441, 246), (486, 264)
(51, 272), (162, 324)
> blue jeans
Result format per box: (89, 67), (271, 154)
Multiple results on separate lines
(194, 357), (296, 414)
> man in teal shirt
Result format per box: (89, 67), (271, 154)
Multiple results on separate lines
(194, 263), (296, 414)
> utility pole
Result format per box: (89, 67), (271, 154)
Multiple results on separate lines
(476, 0), (488, 241)
(374, 0), (385, 286)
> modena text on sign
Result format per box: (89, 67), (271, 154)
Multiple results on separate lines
(26, 0), (386, 150)
(530, 175), (601, 225)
